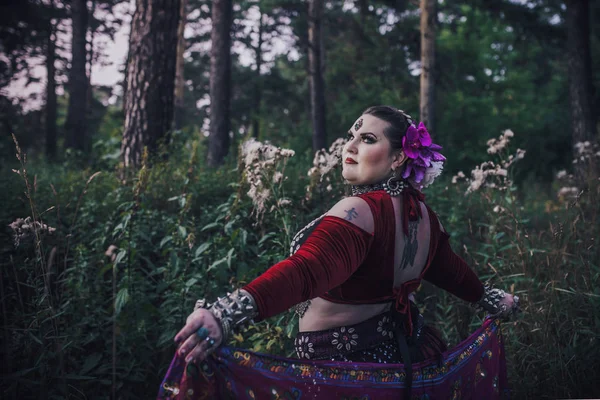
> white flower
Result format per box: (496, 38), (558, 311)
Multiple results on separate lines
(495, 168), (508, 177)
(9, 217), (56, 247)
(557, 187), (579, 200)
(277, 198), (292, 207)
(414, 161), (444, 189)
(556, 170), (567, 179)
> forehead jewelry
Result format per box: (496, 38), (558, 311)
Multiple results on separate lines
(354, 118), (363, 131)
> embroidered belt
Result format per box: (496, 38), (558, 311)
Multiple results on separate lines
(294, 307), (424, 360)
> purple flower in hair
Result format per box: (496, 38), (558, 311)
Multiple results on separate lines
(402, 122), (432, 159)
(401, 122), (445, 183)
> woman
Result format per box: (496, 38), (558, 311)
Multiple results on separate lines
(171, 106), (519, 396)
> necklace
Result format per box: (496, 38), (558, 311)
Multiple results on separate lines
(352, 177), (407, 197)
(351, 181), (386, 195)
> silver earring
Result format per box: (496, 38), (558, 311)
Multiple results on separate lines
(383, 173), (405, 197)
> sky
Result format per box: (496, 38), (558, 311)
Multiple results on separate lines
(5, 0), (301, 112)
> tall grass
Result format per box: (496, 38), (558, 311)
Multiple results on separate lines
(1, 132), (598, 399)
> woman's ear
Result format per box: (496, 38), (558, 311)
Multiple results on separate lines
(392, 151), (408, 170)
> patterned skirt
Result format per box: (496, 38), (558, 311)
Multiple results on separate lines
(294, 302), (447, 364)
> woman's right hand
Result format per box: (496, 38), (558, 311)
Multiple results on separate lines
(174, 309), (223, 364)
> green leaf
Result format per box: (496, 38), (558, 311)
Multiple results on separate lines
(258, 232), (277, 246)
(160, 236), (173, 249)
(114, 249), (127, 265)
(207, 257), (228, 272)
(81, 353), (102, 375)
(226, 248), (235, 268)
(239, 229), (248, 246)
(195, 243), (210, 258)
(201, 222), (220, 232)
(178, 225), (187, 238)
(185, 277), (198, 288)
(115, 288), (129, 315)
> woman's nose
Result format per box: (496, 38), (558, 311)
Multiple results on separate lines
(345, 140), (357, 154)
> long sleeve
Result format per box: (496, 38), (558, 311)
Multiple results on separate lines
(423, 231), (484, 302)
(242, 216), (374, 320)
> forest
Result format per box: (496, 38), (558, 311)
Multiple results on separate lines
(1, 0), (599, 398)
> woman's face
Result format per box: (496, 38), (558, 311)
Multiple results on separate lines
(342, 114), (404, 185)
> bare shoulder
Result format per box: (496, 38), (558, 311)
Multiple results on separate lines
(326, 196), (374, 233)
(425, 203), (446, 233)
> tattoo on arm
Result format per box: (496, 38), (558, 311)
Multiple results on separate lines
(344, 208), (359, 221)
(399, 221), (419, 270)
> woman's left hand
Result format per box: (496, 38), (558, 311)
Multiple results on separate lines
(174, 309), (223, 364)
(496, 293), (521, 320)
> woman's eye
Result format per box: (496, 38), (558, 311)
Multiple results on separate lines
(363, 136), (375, 144)
(346, 132), (354, 140)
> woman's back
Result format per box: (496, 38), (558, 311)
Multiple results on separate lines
(299, 193), (432, 332)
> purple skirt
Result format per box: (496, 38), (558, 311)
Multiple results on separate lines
(157, 318), (509, 399)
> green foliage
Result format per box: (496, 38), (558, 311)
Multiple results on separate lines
(2, 0), (600, 398)
(2, 128), (599, 398)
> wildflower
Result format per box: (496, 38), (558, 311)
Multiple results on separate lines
(557, 186), (579, 201)
(328, 138), (346, 158)
(277, 198), (292, 207)
(240, 138), (295, 222)
(495, 168), (508, 177)
(556, 170), (567, 179)
(310, 148), (340, 182)
(9, 217), (56, 247)
(486, 130), (513, 154)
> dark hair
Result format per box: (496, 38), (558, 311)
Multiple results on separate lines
(362, 105), (414, 153)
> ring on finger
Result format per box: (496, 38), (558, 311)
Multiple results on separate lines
(196, 327), (209, 341)
(205, 336), (216, 348)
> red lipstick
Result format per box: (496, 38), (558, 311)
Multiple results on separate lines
(345, 157), (357, 164)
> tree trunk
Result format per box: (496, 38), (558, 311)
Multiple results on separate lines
(65, 0), (88, 151)
(86, 0), (96, 120)
(45, 25), (57, 160)
(419, 0), (436, 133)
(207, 0), (232, 167)
(354, 0), (368, 63)
(308, 0), (326, 152)
(121, 0), (181, 169)
(252, 7), (263, 139)
(174, 0), (187, 130)
(565, 0), (596, 177)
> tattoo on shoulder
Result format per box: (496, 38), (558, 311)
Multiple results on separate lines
(344, 208), (359, 221)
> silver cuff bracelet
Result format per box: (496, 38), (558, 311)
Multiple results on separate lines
(474, 284), (520, 320)
(194, 289), (258, 343)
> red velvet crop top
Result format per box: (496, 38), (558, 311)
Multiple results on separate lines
(243, 190), (484, 336)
